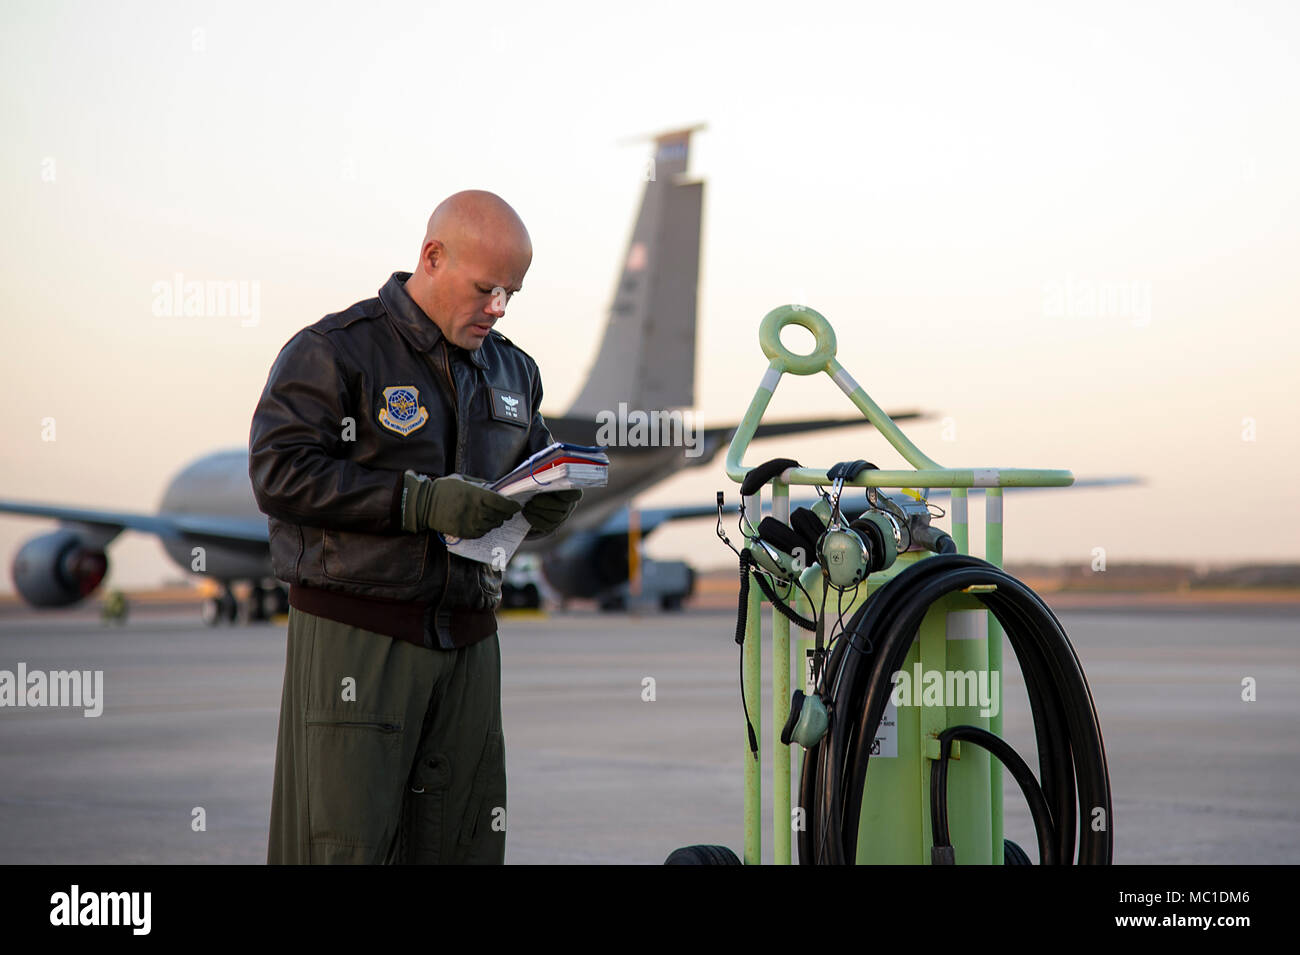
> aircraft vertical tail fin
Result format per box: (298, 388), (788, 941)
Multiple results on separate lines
(566, 126), (705, 419)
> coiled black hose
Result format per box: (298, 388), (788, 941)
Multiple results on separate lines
(930, 725), (1058, 864)
(797, 554), (1112, 865)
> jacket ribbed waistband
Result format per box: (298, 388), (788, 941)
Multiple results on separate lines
(288, 584), (495, 650)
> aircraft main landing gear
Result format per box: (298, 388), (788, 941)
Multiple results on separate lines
(201, 581), (288, 625)
(246, 583), (289, 622)
(201, 584), (238, 626)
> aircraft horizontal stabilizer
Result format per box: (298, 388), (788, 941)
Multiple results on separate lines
(599, 476), (1145, 537)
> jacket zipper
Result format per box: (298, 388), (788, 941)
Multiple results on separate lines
(431, 339), (460, 638)
(440, 340), (462, 465)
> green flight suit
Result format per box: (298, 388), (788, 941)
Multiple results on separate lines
(267, 607), (506, 864)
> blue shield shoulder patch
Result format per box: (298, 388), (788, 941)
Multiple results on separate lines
(377, 385), (429, 436)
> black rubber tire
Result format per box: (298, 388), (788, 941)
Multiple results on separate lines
(1004, 838), (1033, 865)
(664, 844), (743, 865)
(201, 597), (221, 627)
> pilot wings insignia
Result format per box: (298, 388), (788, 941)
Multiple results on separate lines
(490, 387), (527, 426)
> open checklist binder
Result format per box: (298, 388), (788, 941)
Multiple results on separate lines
(443, 443), (609, 565)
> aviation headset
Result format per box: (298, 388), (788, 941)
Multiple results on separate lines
(723, 458), (906, 752)
(735, 458), (897, 590)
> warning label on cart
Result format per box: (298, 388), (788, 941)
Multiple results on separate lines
(870, 702), (898, 758)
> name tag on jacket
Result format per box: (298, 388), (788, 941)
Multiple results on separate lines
(489, 387), (527, 426)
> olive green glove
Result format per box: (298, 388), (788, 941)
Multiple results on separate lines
(401, 471), (522, 538)
(522, 488), (582, 537)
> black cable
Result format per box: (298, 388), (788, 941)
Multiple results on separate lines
(797, 554), (1111, 866)
(791, 575), (817, 626)
(735, 550), (816, 759)
(739, 650), (758, 759)
(837, 566), (1102, 867)
(930, 725), (1058, 865)
(752, 570), (816, 632)
(826, 582), (859, 654)
(734, 552), (758, 758)
(734, 550), (751, 646)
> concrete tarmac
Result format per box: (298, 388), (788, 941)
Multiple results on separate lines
(0, 602), (1296, 864)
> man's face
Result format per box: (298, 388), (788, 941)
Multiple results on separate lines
(427, 232), (531, 350)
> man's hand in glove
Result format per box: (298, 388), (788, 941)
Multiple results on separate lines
(522, 488), (582, 537)
(401, 471), (521, 539)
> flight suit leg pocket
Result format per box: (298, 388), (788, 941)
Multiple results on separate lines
(456, 730), (506, 864)
(304, 710), (405, 863)
(399, 752), (452, 864)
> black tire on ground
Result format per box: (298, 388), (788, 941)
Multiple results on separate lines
(220, 592), (238, 624)
(501, 584), (532, 610)
(201, 597), (221, 627)
(253, 585), (282, 621)
(664, 845), (743, 865)
(1003, 838), (1033, 865)
(248, 587), (282, 623)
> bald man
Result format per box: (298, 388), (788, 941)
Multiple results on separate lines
(249, 191), (581, 864)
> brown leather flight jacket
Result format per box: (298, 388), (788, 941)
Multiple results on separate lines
(248, 271), (555, 649)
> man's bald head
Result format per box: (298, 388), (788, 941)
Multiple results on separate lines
(422, 190), (532, 261)
(405, 190), (532, 350)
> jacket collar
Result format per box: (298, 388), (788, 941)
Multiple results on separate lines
(379, 271), (488, 370)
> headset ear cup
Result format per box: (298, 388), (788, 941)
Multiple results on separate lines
(849, 518), (881, 571)
(757, 517), (805, 557)
(817, 527), (869, 588)
(780, 690), (806, 746)
(851, 514), (897, 573)
(790, 507), (827, 556)
(845, 528), (869, 585)
(749, 540), (794, 582)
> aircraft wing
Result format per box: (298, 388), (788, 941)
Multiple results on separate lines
(0, 499), (270, 547)
(747, 413), (924, 439)
(685, 413), (926, 449)
(544, 411), (926, 448)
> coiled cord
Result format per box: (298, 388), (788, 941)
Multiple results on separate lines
(797, 554), (1112, 865)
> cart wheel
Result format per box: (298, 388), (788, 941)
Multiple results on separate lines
(1003, 838), (1033, 865)
(664, 845), (743, 865)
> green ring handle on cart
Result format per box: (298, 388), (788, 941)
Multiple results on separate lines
(759, 305), (837, 376)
